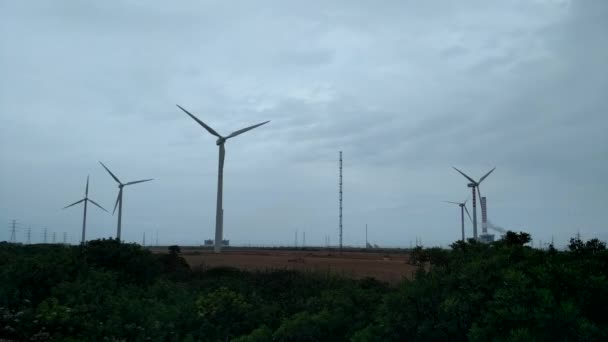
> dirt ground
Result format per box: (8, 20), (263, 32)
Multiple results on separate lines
(152, 247), (418, 284)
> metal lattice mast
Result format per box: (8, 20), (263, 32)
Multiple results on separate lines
(9, 220), (17, 243)
(52, 232), (56, 244)
(63, 232), (67, 244)
(27, 226), (31, 244)
(339, 151), (343, 254)
(43, 228), (48, 244)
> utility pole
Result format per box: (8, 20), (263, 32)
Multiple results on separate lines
(9, 220), (17, 243)
(339, 151), (343, 254)
(365, 223), (368, 249)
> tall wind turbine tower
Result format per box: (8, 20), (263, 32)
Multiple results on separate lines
(176, 104), (270, 253)
(453, 167), (495, 240)
(63, 176), (108, 244)
(444, 200), (472, 241)
(99, 162), (153, 241)
(339, 151), (343, 254)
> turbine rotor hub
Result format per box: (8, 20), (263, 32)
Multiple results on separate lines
(216, 137), (226, 145)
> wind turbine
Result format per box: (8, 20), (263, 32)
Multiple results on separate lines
(444, 200), (473, 242)
(452, 167), (495, 240)
(63, 175), (108, 244)
(99, 162), (153, 240)
(176, 104), (270, 253)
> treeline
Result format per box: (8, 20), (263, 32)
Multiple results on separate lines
(1, 234), (607, 341)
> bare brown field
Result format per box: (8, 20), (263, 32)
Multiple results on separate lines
(152, 247), (418, 284)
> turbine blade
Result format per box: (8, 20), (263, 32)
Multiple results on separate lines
(85, 175), (89, 196)
(112, 190), (121, 215)
(63, 198), (85, 209)
(464, 199), (468, 205)
(226, 120), (270, 139)
(219, 143), (225, 170)
(452, 167), (476, 184)
(125, 179), (154, 186)
(444, 201), (460, 205)
(88, 198), (108, 213)
(99, 161), (121, 184)
(464, 205), (473, 223)
(478, 167), (496, 183)
(477, 186), (482, 201)
(176, 104), (221, 138)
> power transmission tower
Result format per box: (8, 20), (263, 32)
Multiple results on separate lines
(295, 229), (298, 248)
(63, 232), (67, 244)
(43, 228), (48, 244)
(365, 223), (368, 249)
(9, 219), (18, 243)
(303, 231), (306, 247)
(143, 232), (146, 247)
(27, 226), (31, 244)
(156, 230), (159, 246)
(339, 151), (343, 254)
(52, 232), (56, 244)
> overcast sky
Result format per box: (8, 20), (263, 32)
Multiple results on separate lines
(1, 0), (607, 248)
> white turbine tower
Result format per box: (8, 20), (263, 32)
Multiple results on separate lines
(452, 167), (495, 240)
(99, 162), (153, 241)
(63, 175), (108, 244)
(176, 104), (270, 253)
(444, 199), (473, 242)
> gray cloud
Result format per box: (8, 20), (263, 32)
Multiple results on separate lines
(1, 0), (607, 248)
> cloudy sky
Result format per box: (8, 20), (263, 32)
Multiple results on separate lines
(1, 0), (607, 248)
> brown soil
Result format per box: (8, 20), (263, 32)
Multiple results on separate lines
(152, 248), (418, 284)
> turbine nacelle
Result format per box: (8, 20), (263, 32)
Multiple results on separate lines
(216, 137), (226, 145)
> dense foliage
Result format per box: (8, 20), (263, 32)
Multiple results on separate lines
(1, 234), (607, 341)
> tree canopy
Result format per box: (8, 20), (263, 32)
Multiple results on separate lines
(1, 233), (607, 341)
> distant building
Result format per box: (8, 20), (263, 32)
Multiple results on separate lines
(479, 234), (495, 243)
(204, 239), (229, 247)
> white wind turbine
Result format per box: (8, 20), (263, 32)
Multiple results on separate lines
(176, 104), (270, 253)
(63, 175), (108, 244)
(444, 199), (473, 242)
(452, 167), (495, 240)
(99, 162), (153, 240)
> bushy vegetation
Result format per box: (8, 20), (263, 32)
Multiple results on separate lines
(1, 234), (607, 341)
